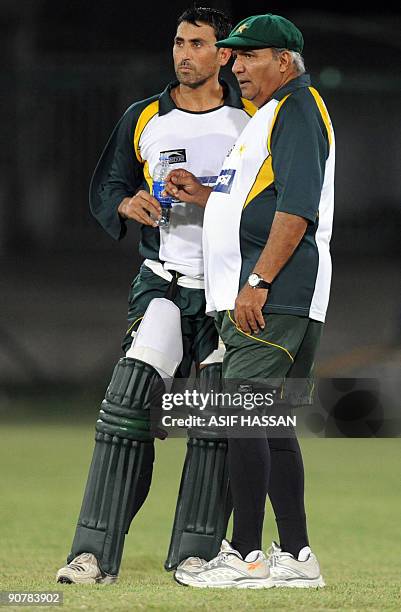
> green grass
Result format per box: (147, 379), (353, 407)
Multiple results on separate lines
(1, 408), (400, 611)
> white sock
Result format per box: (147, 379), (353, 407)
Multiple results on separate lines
(298, 546), (311, 561)
(244, 550), (262, 562)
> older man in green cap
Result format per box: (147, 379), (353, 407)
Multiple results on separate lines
(166, 13), (334, 589)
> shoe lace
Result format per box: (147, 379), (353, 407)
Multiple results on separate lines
(182, 556), (203, 567)
(203, 552), (230, 569)
(68, 553), (94, 572)
(266, 546), (281, 568)
(69, 563), (85, 572)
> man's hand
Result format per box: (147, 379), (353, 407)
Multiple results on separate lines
(234, 284), (268, 334)
(118, 191), (161, 227)
(164, 169), (212, 208)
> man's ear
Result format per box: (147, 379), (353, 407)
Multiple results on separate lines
(278, 50), (292, 73)
(218, 47), (232, 67)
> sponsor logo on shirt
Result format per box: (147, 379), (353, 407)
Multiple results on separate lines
(213, 169), (236, 193)
(161, 149), (187, 164)
(199, 176), (219, 187)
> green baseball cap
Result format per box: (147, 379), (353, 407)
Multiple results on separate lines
(215, 14), (304, 53)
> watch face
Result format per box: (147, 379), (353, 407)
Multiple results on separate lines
(248, 273), (260, 287)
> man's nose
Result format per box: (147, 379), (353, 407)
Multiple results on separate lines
(178, 43), (193, 61)
(232, 57), (244, 74)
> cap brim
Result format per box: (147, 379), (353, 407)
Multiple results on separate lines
(215, 36), (271, 49)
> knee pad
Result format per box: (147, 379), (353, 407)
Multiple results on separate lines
(68, 357), (164, 577)
(126, 297), (183, 379)
(199, 337), (226, 367)
(98, 357), (165, 441)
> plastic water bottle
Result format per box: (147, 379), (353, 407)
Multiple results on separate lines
(152, 153), (172, 227)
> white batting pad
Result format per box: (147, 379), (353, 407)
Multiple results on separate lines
(126, 298), (183, 377)
(200, 337), (226, 366)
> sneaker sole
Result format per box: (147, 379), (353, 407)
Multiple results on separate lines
(272, 576), (325, 588)
(175, 575), (274, 589)
(56, 574), (97, 585)
(56, 573), (117, 585)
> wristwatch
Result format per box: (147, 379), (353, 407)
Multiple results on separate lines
(248, 273), (272, 290)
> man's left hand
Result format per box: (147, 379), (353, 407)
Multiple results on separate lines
(234, 285), (268, 334)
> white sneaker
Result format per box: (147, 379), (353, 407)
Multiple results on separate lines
(176, 556), (207, 573)
(56, 553), (117, 585)
(174, 540), (274, 589)
(267, 542), (325, 588)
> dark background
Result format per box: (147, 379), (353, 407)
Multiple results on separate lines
(1, 2), (400, 395)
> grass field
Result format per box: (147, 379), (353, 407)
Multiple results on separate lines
(1, 404), (400, 611)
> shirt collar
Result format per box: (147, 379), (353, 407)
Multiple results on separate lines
(272, 73), (311, 101)
(158, 79), (245, 115)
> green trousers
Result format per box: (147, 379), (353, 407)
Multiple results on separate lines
(215, 310), (323, 405)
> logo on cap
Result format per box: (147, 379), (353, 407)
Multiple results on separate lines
(235, 23), (249, 34)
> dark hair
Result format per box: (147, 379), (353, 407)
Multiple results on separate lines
(177, 6), (232, 41)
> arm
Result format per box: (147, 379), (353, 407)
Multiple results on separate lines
(89, 102), (160, 238)
(235, 93), (329, 333)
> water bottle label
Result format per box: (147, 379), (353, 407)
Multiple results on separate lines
(153, 180), (172, 206)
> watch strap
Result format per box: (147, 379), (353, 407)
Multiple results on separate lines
(256, 279), (272, 290)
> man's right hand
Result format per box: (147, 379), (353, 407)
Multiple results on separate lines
(118, 192), (161, 227)
(164, 169), (212, 208)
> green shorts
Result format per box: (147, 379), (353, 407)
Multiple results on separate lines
(121, 264), (218, 377)
(215, 310), (323, 405)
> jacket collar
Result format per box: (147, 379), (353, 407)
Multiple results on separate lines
(273, 73), (311, 101)
(158, 79), (245, 115)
